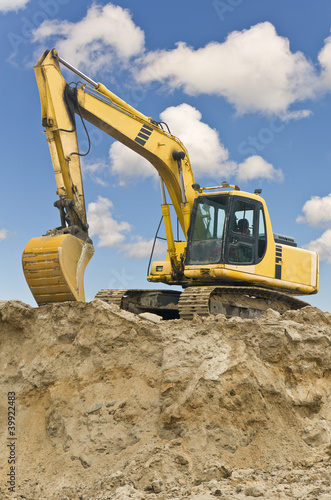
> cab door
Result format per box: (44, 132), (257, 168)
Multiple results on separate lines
(186, 195), (229, 265)
(225, 197), (266, 265)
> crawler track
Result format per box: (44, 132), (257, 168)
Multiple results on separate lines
(178, 286), (309, 320)
(95, 288), (181, 319)
(94, 288), (127, 307)
(95, 286), (310, 320)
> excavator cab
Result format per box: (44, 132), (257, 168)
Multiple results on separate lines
(182, 188), (318, 296)
(186, 192), (266, 267)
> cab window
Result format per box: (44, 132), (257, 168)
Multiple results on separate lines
(228, 200), (255, 264)
(258, 207), (267, 259)
(226, 198), (266, 265)
(187, 195), (228, 264)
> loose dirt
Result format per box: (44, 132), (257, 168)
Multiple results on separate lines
(1, 299), (331, 499)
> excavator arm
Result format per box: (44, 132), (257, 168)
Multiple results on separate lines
(23, 49), (197, 305)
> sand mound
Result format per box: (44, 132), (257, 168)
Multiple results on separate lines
(1, 299), (331, 499)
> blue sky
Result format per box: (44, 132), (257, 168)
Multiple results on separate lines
(1, 0), (331, 311)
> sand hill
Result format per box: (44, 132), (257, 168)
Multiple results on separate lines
(1, 299), (331, 499)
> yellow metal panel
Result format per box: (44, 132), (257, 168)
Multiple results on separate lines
(22, 234), (94, 305)
(281, 246), (317, 288)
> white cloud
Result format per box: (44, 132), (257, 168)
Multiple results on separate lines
(86, 196), (166, 260)
(123, 237), (167, 259)
(29, 8), (331, 118)
(109, 103), (281, 185)
(236, 155), (284, 183)
(82, 159), (108, 186)
(303, 229), (331, 263)
(108, 103), (236, 184)
(297, 193), (331, 262)
(317, 35), (331, 90)
(280, 109), (313, 122)
(297, 193), (331, 228)
(32, 3), (145, 75)
(0, 228), (9, 241)
(0, 0), (29, 12)
(136, 22), (317, 115)
(87, 196), (131, 247)
(160, 104), (236, 179)
(109, 142), (156, 186)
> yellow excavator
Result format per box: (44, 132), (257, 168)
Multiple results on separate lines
(22, 49), (319, 319)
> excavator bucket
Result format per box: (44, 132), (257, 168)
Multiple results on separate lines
(22, 234), (94, 305)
